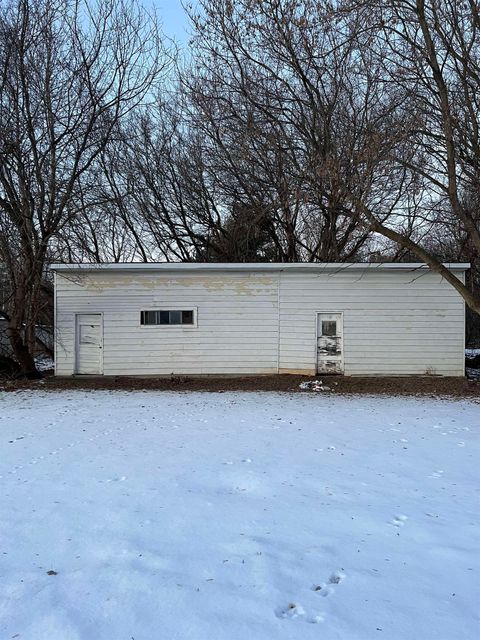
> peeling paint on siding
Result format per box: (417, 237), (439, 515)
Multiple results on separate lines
(55, 268), (465, 377)
(62, 273), (276, 297)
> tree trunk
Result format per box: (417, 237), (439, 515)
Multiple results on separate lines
(7, 324), (41, 378)
(6, 277), (42, 378)
(356, 201), (480, 316)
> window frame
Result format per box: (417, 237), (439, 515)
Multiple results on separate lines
(139, 307), (198, 329)
(321, 320), (337, 337)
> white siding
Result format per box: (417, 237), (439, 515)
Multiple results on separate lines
(55, 272), (279, 376)
(278, 270), (465, 376)
(55, 266), (465, 377)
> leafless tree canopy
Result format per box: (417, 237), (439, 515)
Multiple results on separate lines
(180, 0), (480, 309)
(0, 0), (479, 373)
(0, 0), (167, 372)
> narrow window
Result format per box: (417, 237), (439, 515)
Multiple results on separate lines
(140, 310), (195, 326)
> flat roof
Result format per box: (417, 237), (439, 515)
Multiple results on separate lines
(50, 262), (470, 273)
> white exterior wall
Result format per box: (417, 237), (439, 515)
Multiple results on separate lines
(278, 270), (465, 376)
(55, 271), (279, 376)
(54, 266), (465, 377)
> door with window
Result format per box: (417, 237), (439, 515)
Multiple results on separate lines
(75, 314), (103, 374)
(317, 312), (343, 374)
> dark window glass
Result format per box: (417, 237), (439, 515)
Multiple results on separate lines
(182, 310), (194, 324)
(322, 320), (337, 336)
(142, 310), (157, 325)
(169, 310), (182, 324)
(141, 310), (195, 326)
(159, 310), (170, 324)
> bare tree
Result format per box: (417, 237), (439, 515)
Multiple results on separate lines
(334, 0), (480, 313)
(0, 0), (168, 374)
(101, 95), (273, 263)
(178, 0), (382, 263)
(180, 0), (479, 313)
(101, 1), (385, 267)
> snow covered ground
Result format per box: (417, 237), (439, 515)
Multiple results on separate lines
(466, 348), (480, 379)
(0, 390), (478, 640)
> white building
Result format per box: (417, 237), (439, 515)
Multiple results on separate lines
(51, 262), (468, 377)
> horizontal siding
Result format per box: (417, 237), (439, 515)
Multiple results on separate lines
(279, 271), (464, 376)
(103, 367), (278, 376)
(55, 268), (465, 377)
(55, 272), (279, 375)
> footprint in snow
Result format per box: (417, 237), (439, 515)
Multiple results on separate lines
(328, 572), (345, 585)
(275, 603), (305, 619)
(313, 584), (333, 597)
(276, 602), (325, 623)
(312, 571), (346, 596)
(390, 514), (408, 527)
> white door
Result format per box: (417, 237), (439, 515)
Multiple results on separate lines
(75, 314), (103, 374)
(317, 312), (343, 374)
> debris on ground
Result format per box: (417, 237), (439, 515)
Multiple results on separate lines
(299, 379), (337, 392)
(1, 372), (479, 397)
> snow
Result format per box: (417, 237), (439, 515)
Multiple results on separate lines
(0, 390), (478, 640)
(465, 348), (480, 379)
(34, 354), (54, 372)
(466, 367), (480, 380)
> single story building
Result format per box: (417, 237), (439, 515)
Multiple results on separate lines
(50, 262), (468, 377)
